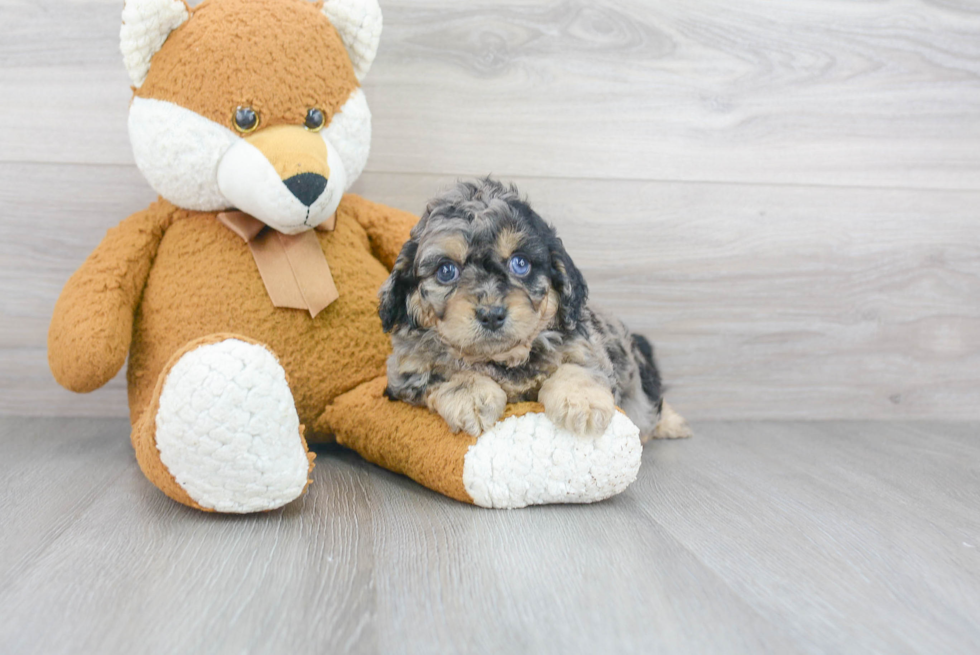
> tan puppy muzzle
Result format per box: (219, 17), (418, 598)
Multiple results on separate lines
(245, 125), (331, 207)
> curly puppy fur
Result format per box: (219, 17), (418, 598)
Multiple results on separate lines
(379, 178), (690, 441)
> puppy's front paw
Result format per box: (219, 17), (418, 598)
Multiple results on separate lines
(545, 388), (616, 436)
(428, 373), (507, 437)
(539, 364), (616, 436)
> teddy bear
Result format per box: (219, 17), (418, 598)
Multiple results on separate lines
(47, 0), (645, 513)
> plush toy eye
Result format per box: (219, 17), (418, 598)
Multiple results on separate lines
(509, 255), (531, 277)
(435, 261), (460, 284)
(305, 108), (325, 131)
(233, 106), (259, 133)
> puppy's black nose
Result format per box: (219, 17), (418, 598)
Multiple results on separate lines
(476, 305), (508, 331)
(283, 173), (327, 207)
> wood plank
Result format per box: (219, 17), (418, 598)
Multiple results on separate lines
(0, 349), (130, 417)
(367, 0), (980, 189)
(0, 0), (123, 68)
(0, 66), (133, 166)
(1, 417), (978, 653)
(637, 420), (980, 654)
(0, 417), (802, 654)
(0, 161), (152, 417)
(0, 163), (156, 344)
(1, 0), (979, 189)
(0, 420), (381, 654)
(2, 165), (978, 419)
(359, 457), (803, 654)
(0, 417), (132, 590)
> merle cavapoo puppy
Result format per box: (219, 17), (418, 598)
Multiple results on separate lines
(378, 178), (690, 441)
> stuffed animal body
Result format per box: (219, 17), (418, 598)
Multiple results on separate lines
(48, 0), (645, 512)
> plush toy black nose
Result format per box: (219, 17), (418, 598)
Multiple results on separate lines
(476, 305), (508, 331)
(283, 173), (327, 207)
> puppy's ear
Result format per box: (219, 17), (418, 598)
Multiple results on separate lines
(549, 236), (588, 331)
(378, 239), (419, 333)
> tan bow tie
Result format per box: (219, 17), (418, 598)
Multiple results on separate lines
(217, 211), (339, 318)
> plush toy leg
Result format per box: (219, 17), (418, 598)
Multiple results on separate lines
(131, 335), (315, 513)
(317, 377), (643, 509)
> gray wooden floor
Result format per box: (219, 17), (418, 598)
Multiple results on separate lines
(2, 1), (979, 652)
(1, 417), (977, 654)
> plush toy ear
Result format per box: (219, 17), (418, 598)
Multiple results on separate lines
(321, 0), (383, 81)
(120, 0), (190, 87)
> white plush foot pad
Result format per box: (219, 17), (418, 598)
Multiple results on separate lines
(155, 339), (310, 513)
(462, 412), (643, 509)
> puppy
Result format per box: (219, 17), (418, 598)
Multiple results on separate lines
(379, 178), (691, 441)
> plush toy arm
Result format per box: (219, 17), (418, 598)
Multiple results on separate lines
(48, 200), (177, 392)
(317, 377), (644, 509)
(342, 193), (418, 271)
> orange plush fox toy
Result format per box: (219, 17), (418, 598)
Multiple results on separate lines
(48, 0), (644, 512)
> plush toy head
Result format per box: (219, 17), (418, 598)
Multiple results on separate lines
(121, 0), (380, 234)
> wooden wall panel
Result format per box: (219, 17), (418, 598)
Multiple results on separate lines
(1, 0), (978, 419)
(3, 0), (980, 188)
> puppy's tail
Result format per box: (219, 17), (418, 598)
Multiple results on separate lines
(629, 334), (663, 407)
(630, 334), (692, 440)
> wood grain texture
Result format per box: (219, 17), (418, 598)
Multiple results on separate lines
(1, 0), (979, 419)
(1, 417), (978, 654)
(367, 0), (980, 190)
(3, 164), (977, 419)
(2, 0), (980, 188)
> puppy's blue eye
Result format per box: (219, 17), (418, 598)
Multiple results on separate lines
(509, 255), (531, 277)
(436, 262), (459, 284)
